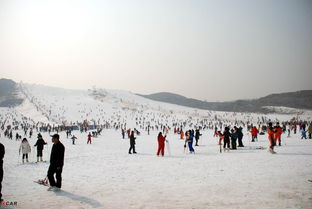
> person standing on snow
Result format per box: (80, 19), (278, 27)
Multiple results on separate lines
(180, 130), (184, 140)
(185, 130), (195, 154)
(121, 128), (125, 139)
(157, 132), (166, 156)
(128, 131), (137, 154)
(87, 132), (92, 144)
(195, 129), (202, 146)
(237, 126), (244, 147)
(0, 142), (5, 202)
(274, 122), (283, 146)
(71, 135), (77, 145)
(267, 122), (276, 154)
(223, 127), (231, 151)
(307, 122), (312, 139)
(19, 138), (31, 163)
(230, 129), (238, 150)
(250, 126), (258, 142)
(34, 133), (47, 162)
(47, 134), (65, 191)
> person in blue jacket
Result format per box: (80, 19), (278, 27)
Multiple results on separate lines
(185, 130), (195, 154)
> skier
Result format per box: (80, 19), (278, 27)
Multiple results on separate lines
(274, 123), (283, 146)
(230, 129), (238, 150)
(0, 142), (4, 202)
(157, 132), (166, 157)
(237, 126), (244, 147)
(34, 133), (47, 162)
(185, 130), (195, 154)
(195, 129), (202, 146)
(223, 127), (231, 151)
(87, 132), (92, 144)
(250, 126), (258, 142)
(19, 138), (31, 163)
(267, 122), (276, 154)
(301, 129), (307, 139)
(71, 135), (77, 145)
(217, 131), (224, 145)
(121, 128), (125, 139)
(29, 129), (33, 138)
(180, 130), (184, 140)
(128, 131), (137, 154)
(47, 134), (65, 191)
(308, 122), (312, 139)
(293, 124), (297, 134)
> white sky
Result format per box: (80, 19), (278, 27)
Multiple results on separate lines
(0, 0), (312, 101)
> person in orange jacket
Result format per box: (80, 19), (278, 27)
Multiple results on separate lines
(267, 122), (276, 154)
(180, 130), (184, 140)
(250, 126), (259, 142)
(274, 122), (283, 146)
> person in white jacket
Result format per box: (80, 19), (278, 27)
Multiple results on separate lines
(19, 138), (31, 163)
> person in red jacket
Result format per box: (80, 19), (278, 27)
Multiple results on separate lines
(157, 132), (166, 156)
(250, 126), (259, 142)
(87, 133), (92, 144)
(267, 122), (276, 154)
(274, 123), (283, 146)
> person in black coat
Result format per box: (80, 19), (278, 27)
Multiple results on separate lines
(128, 131), (137, 154)
(195, 129), (202, 146)
(47, 134), (65, 191)
(230, 129), (238, 150)
(223, 127), (231, 150)
(0, 142), (5, 201)
(34, 133), (47, 162)
(236, 126), (244, 147)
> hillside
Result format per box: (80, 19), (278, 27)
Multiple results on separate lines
(0, 78), (23, 107)
(138, 91), (312, 113)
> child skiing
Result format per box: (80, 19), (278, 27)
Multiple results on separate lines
(87, 133), (92, 144)
(34, 133), (47, 162)
(71, 135), (77, 145)
(19, 138), (31, 163)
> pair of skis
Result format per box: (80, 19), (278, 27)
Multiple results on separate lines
(34, 177), (49, 187)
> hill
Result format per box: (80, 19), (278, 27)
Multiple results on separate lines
(137, 91), (312, 113)
(0, 78), (23, 107)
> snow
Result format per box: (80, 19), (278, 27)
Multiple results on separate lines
(0, 83), (311, 209)
(1, 130), (312, 209)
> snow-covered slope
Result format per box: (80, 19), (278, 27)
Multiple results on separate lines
(0, 83), (312, 209)
(14, 83), (312, 129)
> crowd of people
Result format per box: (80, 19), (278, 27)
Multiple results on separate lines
(0, 114), (311, 202)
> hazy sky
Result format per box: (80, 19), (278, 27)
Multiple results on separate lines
(1, 0), (312, 101)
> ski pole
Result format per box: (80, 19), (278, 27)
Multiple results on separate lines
(166, 140), (171, 156)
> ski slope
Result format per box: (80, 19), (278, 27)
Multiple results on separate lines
(1, 129), (312, 209)
(16, 83), (312, 127)
(0, 83), (311, 209)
